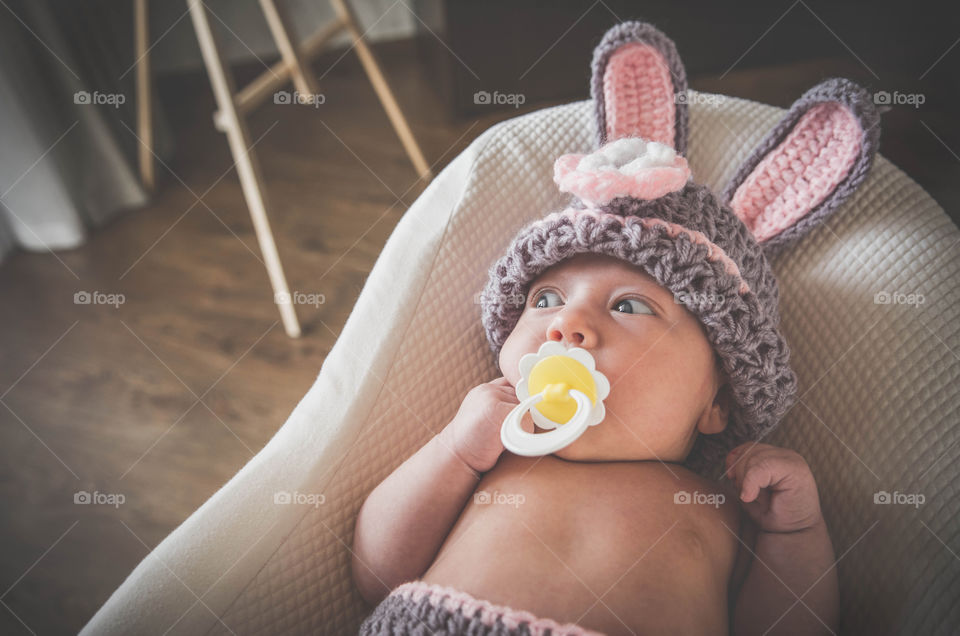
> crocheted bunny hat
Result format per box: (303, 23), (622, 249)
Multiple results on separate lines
(479, 21), (880, 473)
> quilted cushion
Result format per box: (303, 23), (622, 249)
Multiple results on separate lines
(82, 93), (959, 636)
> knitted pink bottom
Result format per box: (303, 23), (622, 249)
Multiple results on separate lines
(389, 580), (604, 635)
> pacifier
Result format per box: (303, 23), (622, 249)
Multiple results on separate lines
(501, 341), (610, 456)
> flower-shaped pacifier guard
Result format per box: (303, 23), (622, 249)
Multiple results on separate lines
(501, 342), (611, 456)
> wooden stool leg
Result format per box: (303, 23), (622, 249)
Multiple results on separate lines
(329, 0), (433, 181)
(135, 0), (155, 191)
(187, 0), (302, 338)
(258, 0), (319, 98)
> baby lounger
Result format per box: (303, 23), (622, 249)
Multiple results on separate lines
(82, 90), (959, 634)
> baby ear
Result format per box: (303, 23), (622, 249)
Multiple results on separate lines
(591, 21), (689, 153)
(699, 384), (731, 436)
(720, 78), (881, 253)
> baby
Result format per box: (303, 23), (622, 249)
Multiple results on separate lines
(352, 20), (879, 635)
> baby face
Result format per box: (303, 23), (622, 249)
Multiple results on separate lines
(498, 253), (730, 463)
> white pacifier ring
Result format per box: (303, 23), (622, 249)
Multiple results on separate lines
(502, 388), (594, 456)
(500, 341), (610, 457)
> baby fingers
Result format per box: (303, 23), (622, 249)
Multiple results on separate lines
(726, 444), (795, 501)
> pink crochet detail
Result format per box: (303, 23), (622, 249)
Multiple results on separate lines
(395, 581), (604, 635)
(547, 209), (751, 295)
(603, 42), (676, 145)
(729, 102), (862, 243)
(554, 152), (690, 206)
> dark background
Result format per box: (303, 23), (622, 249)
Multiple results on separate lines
(415, 0), (960, 224)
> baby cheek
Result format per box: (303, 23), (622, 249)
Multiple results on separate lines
(605, 368), (683, 423)
(607, 392), (667, 429)
(498, 343), (523, 386)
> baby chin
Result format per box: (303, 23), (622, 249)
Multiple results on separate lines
(545, 423), (668, 463)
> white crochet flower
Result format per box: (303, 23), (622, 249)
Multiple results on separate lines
(577, 138), (677, 173)
(554, 137), (691, 206)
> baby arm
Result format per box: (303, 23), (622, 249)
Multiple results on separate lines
(351, 377), (519, 605)
(725, 443), (839, 635)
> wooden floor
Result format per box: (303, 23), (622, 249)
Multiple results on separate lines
(0, 42), (956, 634)
(0, 42), (517, 635)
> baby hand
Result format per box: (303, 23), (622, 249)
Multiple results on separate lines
(724, 443), (824, 534)
(438, 377), (521, 474)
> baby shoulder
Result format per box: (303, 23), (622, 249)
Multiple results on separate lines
(666, 466), (742, 535)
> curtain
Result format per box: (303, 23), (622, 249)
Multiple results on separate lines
(0, 0), (174, 263)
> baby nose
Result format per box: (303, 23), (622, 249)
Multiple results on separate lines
(546, 312), (597, 348)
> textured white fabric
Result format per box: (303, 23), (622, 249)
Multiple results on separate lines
(82, 92), (960, 636)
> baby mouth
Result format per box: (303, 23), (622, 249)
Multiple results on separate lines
(500, 342), (611, 456)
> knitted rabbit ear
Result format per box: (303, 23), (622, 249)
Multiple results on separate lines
(720, 78), (881, 253)
(591, 21), (689, 153)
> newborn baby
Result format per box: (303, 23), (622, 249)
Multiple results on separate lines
(354, 254), (836, 635)
(353, 20), (879, 635)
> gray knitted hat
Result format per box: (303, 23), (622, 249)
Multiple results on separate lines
(480, 21), (880, 473)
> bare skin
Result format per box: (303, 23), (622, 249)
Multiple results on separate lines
(353, 254), (838, 634)
(421, 453), (740, 635)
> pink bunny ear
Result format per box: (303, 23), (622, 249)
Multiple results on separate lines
(721, 78), (881, 253)
(591, 22), (688, 153)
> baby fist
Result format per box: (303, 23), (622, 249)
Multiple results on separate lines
(439, 377), (520, 474)
(724, 443), (824, 533)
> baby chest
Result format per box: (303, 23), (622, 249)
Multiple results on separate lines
(474, 457), (713, 558)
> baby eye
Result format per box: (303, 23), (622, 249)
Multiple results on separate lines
(533, 290), (562, 309)
(614, 298), (654, 315)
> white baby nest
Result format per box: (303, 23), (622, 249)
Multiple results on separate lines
(82, 91), (960, 635)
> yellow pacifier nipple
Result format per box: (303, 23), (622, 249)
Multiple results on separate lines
(543, 382), (571, 404)
(529, 355), (597, 425)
